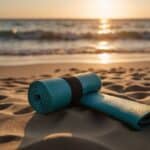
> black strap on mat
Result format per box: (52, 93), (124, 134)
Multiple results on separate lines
(63, 76), (83, 106)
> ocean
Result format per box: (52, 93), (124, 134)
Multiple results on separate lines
(0, 19), (150, 55)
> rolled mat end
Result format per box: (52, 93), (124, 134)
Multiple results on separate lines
(28, 78), (72, 114)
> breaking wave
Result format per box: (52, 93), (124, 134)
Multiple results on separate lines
(0, 30), (150, 41)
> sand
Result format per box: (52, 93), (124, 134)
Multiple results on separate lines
(0, 62), (150, 150)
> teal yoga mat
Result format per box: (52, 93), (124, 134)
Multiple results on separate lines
(28, 72), (101, 114)
(28, 72), (150, 129)
(81, 93), (150, 130)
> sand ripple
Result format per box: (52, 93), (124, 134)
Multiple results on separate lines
(0, 66), (149, 149)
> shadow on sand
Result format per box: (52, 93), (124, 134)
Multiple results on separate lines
(18, 108), (110, 150)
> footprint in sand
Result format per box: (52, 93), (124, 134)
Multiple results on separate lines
(109, 68), (117, 73)
(0, 135), (21, 143)
(0, 103), (12, 110)
(112, 69), (126, 74)
(106, 84), (124, 93)
(137, 68), (143, 72)
(0, 78), (15, 82)
(131, 72), (145, 80)
(100, 75), (106, 80)
(0, 95), (8, 100)
(16, 89), (26, 93)
(97, 69), (108, 74)
(54, 69), (61, 73)
(111, 76), (122, 80)
(62, 73), (71, 77)
(102, 81), (114, 86)
(144, 77), (150, 80)
(14, 80), (29, 85)
(78, 70), (87, 73)
(14, 106), (33, 115)
(5, 84), (17, 88)
(88, 68), (95, 72)
(124, 85), (150, 92)
(129, 68), (135, 72)
(41, 74), (52, 78)
(143, 82), (150, 86)
(132, 76), (141, 80)
(70, 68), (80, 72)
(127, 92), (150, 100)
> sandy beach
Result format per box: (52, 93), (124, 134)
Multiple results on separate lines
(0, 0), (150, 149)
(0, 59), (150, 149)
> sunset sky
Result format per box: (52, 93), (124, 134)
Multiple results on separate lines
(0, 0), (150, 19)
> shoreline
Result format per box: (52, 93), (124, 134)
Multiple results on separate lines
(0, 53), (150, 66)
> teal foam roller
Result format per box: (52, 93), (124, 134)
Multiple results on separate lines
(28, 72), (101, 114)
(80, 93), (150, 130)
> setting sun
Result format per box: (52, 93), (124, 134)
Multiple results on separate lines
(99, 0), (113, 19)
(0, 0), (150, 19)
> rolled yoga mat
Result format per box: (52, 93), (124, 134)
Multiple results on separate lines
(80, 93), (150, 130)
(28, 72), (101, 114)
(28, 72), (150, 129)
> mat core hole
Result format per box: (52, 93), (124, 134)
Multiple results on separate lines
(34, 94), (41, 102)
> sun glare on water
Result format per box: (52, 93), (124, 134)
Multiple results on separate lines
(98, 19), (111, 34)
(97, 18), (114, 51)
(98, 53), (111, 64)
(96, 41), (111, 50)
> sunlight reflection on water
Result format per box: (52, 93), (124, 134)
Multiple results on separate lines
(98, 19), (111, 34)
(96, 19), (114, 51)
(96, 41), (112, 50)
(98, 53), (111, 64)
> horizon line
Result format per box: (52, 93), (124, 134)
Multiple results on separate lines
(0, 17), (150, 20)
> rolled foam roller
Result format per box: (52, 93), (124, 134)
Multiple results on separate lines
(80, 93), (150, 130)
(28, 72), (101, 114)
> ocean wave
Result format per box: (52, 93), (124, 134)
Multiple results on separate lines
(0, 30), (150, 41)
(0, 47), (150, 56)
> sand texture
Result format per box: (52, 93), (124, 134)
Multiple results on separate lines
(0, 62), (150, 150)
